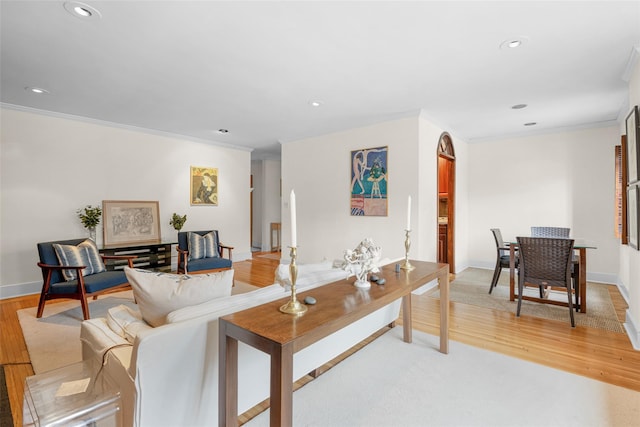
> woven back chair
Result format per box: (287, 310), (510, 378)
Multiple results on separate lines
(489, 229), (517, 294)
(516, 237), (576, 327)
(530, 226), (579, 297)
(530, 227), (570, 238)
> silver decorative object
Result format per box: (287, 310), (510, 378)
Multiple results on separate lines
(343, 238), (382, 289)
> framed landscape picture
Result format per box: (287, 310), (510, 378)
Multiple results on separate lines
(628, 185), (639, 250)
(350, 146), (388, 216)
(102, 200), (161, 247)
(191, 166), (218, 206)
(626, 105), (639, 184)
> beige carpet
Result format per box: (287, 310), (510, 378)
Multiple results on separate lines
(430, 268), (624, 333)
(18, 282), (259, 374)
(245, 327), (640, 426)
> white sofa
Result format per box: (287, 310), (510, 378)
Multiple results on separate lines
(80, 262), (402, 427)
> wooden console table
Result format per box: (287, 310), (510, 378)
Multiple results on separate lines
(99, 240), (176, 272)
(219, 260), (449, 427)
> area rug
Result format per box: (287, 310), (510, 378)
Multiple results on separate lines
(245, 327), (640, 427)
(429, 268), (624, 333)
(18, 282), (259, 374)
(0, 366), (12, 427)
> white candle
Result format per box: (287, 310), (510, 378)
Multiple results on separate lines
(407, 195), (412, 231)
(290, 190), (297, 247)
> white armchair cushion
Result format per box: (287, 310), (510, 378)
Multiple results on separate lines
(107, 305), (153, 343)
(124, 267), (234, 327)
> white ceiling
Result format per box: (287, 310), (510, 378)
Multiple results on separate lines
(2, 1), (639, 158)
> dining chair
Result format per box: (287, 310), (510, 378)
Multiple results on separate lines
(530, 226), (570, 238)
(489, 229), (517, 294)
(516, 237), (576, 327)
(530, 226), (580, 306)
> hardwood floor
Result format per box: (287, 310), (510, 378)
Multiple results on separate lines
(2, 252), (638, 425)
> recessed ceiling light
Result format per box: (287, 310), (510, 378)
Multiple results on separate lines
(64, 2), (101, 20)
(217, 129), (229, 134)
(500, 36), (529, 50)
(524, 122), (537, 126)
(25, 86), (49, 94)
(309, 100), (323, 107)
(511, 104), (528, 110)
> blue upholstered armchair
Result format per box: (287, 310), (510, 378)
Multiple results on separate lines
(176, 230), (233, 274)
(36, 238), (136, 320)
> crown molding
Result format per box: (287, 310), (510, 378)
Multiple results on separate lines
(0, 103), (253, 152)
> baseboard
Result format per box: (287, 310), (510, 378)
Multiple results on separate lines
(624, 310), (640, 350)
(0, 281), (41, 299)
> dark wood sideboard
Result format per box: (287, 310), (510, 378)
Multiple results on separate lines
(99, 241), (176, 272)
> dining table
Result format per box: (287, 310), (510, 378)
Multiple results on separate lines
(508, 238), (597, 313)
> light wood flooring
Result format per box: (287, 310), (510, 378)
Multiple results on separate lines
(2, 252), (639, 426)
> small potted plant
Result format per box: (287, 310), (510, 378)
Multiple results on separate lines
(170, 213), (187, 231)
(77, 205), (102, 241)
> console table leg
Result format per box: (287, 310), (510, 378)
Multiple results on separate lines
(402, 294), (412, 343)
(219, 331), (238, 427)
(439, 271), (450, 354)
(270, 343), (294, 427)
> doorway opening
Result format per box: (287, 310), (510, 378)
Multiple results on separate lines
(437, 133), (455, 273)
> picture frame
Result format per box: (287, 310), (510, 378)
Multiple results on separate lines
(102, 200), (161, 247)
(626, 105), (639, 184)
(628, 185), (639, 250)
(350, 146), (388, 216)
(191, 166), (218, 206)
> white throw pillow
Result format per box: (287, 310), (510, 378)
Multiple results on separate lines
(107, 304), (153, 343)
(124, 267), (234, 327)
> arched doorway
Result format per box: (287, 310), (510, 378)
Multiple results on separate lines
(437, 133), (455, 273)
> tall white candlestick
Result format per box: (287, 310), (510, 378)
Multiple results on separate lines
(407, 195), (412, 231)
(290, 190), (297, 247)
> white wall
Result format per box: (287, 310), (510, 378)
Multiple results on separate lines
(0, 107), (251, 298)
(281, 116), (441, 265)
(466, 126), (621, 283)
(621, 50), (640, 347)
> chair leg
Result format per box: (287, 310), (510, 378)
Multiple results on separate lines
(36, 273), (52, 318)
(80, 298), (91, 320)
(489, 262), (501, 294)
(36, 294), (47, 318)
(516, 279), (523, 317)
(566, 287), (575, 327)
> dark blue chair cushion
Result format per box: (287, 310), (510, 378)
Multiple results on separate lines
(48, 271), (128, 294)
(185, 257), (232, 272)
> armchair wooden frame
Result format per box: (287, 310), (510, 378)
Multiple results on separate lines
(37, 254), (136, 320)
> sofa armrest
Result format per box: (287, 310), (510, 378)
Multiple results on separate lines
(80, 318), (130, 365)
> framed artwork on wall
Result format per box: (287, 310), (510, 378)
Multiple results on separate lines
(626, 105), (639, 184)
(628, 185), (639, 250)
(102, 200), (161, 247)
(350, 146), (388, 216)
(191, 166), (218, 206)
